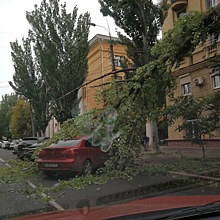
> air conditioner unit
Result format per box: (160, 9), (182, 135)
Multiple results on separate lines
(194, 77), (204, 86)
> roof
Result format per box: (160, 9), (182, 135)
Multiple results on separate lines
(89, 34), (119, 47)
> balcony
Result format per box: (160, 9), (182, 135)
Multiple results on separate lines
(171, 0), (188, 11)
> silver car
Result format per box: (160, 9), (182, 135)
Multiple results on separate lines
(1, 140), (8, 149)
(11, 139), (22, 153)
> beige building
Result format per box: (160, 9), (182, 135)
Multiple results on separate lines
(44, 35), (127, 138)
(79, 34), (127, 113)
(162, 0), (220, 147)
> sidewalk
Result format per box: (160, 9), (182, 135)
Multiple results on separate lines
(137, 145), (220, 164)
(160, 145), (220, 157)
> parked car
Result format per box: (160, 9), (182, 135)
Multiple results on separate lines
(0, 140), (3, 148)
(23, 137), (50, 160)
(4, 140), (12, 150)
(1, 140), (8, 149)
(11, 139), (22, 153)
(37, 137), (108, 176)
(17, 137), (39, 160)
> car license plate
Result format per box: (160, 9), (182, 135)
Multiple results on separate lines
(44, 163), (58, 168)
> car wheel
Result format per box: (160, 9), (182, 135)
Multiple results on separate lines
(82, 159), (92, 175)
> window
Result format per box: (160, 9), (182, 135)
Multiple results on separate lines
(181, 83), (191, 95)
(177, 8), (186, 18)
(179, 74), (191, 96)
(115, 75), (123, 81)
(206, 0), (218, 9)
(212, 71), (220, 88)
(51, 140), (81, 147)
(114, 56), (124, 67)
(210, 34), (220, 45)
(85, 139), (93, 147)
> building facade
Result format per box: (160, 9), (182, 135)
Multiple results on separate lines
(163, 0), (220, 147)
(45, 116), (60, 138)
(44, 34), (127, 138)
(79, 34), (127, 114)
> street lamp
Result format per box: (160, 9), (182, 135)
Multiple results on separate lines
(88, 22), (116, 78)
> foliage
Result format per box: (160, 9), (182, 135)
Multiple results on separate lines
(93, 6), (220, 167)
(152, 5), (220, 65)
(152, 11), (205, 65)
(0, 160), (39, 184)
(0, 94), (18, 139)
(163, 91), (220, 156)
(99, 0), (169, 66)
(166, 92), (220, 137)
(43, 110), (99, 147)
(9, 98), (33, 138)
(5, 3), (220, 188)
(10, 37), (50, 136)
(10, 0), (91, 129)
(148, 5), (220, 157)
(98, 0), (170, 153)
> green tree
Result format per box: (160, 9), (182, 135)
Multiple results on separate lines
(92, 5), (220, 169)
(0, 94), (18, 139)
(99, 0), (168, 66)
(98, 0), (169, 152)
(10, 37), (50, 136)
(27, 0), (90, 124)
(164, 91), (220, 157)
(10, 0), (91, 126)
(10, 98), (32, 138)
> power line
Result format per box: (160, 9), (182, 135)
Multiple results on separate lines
(56, 67), (136, 101)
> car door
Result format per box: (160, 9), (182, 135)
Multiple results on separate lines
(84, 139), (107, 168)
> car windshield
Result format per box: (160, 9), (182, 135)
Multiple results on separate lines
(1, 1), (220, 220)
(50, 140), (81, 147)
(22, 137), (39, 141)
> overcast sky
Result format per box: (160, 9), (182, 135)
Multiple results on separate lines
(0, 0), (158, 100)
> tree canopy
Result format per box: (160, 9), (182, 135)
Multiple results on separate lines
(98, 0), (170, 152)
(10, 0), (91, 133)
(0, 94), (18, 139)
(10, 98), (32, 139)
(99, 0), (168, 66)
(92, 4), (220, 168)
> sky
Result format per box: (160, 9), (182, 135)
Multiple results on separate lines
(0, 0), (159, 100)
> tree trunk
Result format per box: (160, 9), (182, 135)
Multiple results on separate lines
(199, 139), (206, 158)
(150, 118), (160, 153)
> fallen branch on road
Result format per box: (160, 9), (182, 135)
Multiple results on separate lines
(21, 162), (36, 171)
(169, 171), (220, 182)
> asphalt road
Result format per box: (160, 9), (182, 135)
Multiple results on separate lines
(0, 148), (58, 219)
(0, 148), (16, 166)
(1, 148), (220, 219)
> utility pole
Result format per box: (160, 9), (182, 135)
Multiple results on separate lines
(29, 100), (35, 137)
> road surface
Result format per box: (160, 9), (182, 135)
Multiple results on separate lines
(1, 148), (220, 219)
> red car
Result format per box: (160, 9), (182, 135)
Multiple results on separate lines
(37, 137), (108, 176)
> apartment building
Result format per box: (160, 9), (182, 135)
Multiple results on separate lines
(162, 0), (220, 147)
(79, 34), (127, 113)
